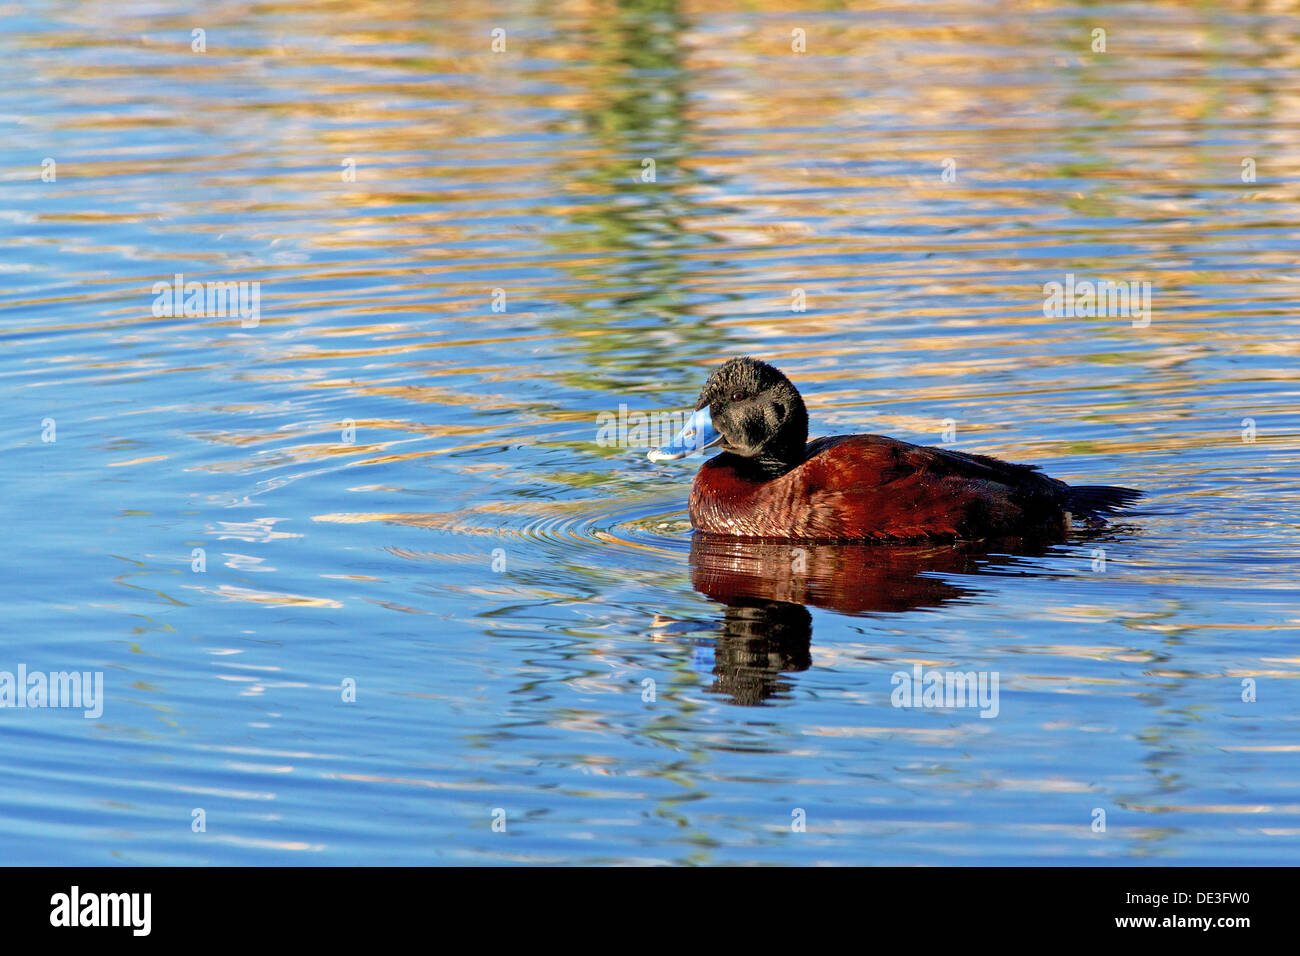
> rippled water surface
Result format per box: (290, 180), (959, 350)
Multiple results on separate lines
(3, 0), (1300, 864)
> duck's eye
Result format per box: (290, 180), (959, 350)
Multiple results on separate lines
(731, 391), (745, 402)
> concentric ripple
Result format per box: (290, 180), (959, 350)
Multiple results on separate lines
(316, 497), (693, 569)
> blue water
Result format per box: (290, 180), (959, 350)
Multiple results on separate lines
(2, 0), (1299, 864)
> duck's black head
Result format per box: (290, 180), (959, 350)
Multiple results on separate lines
(650, 357), (809, 473)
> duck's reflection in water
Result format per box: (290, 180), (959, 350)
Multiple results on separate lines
(690, 533), (1051, 705)
(708, 601), (813, 706)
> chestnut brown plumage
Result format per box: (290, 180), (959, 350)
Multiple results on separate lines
(657, 357), (1141, 541)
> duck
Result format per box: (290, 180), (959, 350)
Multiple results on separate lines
(648, 356), (1141, 541)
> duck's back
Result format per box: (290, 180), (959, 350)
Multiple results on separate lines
(690, 434), (1077, 540)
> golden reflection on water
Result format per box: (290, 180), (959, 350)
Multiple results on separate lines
(12, 0), (1299, 490)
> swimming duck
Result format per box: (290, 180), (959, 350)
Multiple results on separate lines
(649, 357), (1141, 540)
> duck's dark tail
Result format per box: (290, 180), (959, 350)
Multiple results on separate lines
(1066, 484), (1143, 518)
